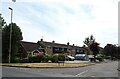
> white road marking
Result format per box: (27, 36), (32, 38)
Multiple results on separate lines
(75, 70), (88, 76)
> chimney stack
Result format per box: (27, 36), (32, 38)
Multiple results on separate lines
(52, 40), (55, 43)
(67, 42), (69, 45)
(41, 38), (43, 42)
(73, 44), (74, 46)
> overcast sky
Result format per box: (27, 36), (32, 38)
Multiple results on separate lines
(1, 0), (119, 47)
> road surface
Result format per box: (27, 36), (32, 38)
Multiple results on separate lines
(2, 61), (119, 77)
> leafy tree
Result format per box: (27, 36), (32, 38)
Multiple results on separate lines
(83, 35), (95, 47)
(118, 46), (120, 59)
(103, 44), (119, 59)
(0, 14), (6, 63)
(0, 13), (6, 32)
(83, 35), (100, 61)
(89, 42), (100, 56)
(2, 23), (23, 63)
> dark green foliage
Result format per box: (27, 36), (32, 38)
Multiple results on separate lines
(29, 56), (41, 63)
(2, 23), (23, 63)
(24, 54), (65, 63)
(83, 35), (95, 46)
(51, 54), (65, 63)
(96, 56), (104, 62)
(90, 42), (100, 56)
(12, 57), (20, 63)
(58, 54), (65, 61)
(51, 54), (59, 63)
(0, 13), (6, 32)
(117, 46), (120, 59)
(103, 44), (120, 59)
(43, 55), (51, 62)
(83, 35), (100, 57)
(29, 54), (44, 63)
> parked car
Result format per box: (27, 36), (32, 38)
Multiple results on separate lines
(88, 55), (95, 62)
(75, 54), (89, 61)
(20, 57), (29, 63)
(67, 55), (75, 61)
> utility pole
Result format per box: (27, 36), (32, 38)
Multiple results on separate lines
(8, 7), (13, 63)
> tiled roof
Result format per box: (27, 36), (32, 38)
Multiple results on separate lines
(38, 41), (84, 49)
(21, 41), (40, 52)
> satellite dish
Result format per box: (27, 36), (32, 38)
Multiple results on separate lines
(12, 0), (16, 2)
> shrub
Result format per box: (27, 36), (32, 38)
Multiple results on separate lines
(58, 54), (65, 61)
(29, 56), (39, 63)
(96, 56), (104, 62)
(43, 54), (51, 62)
(12, 57), (20, 63)
(51, 54), (59, 63)
(29, 54), (44, 63)
(50, 54), (65, 63)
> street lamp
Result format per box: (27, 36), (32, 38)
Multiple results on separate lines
(8, 7), (13, 63)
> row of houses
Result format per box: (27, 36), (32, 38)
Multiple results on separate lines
(20, 39), (91, 59)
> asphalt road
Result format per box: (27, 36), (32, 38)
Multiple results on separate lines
(2, 61), (119, 77)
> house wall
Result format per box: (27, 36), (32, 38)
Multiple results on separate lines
(27, 52), (32, 57)
(44, 46), (88, 56)
(38, 40), (88, 56)
(45, 46), (53, 55)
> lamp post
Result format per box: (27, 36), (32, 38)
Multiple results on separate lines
(8, 7), (13, 63)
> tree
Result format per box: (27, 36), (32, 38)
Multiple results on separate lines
(0, 14), (6, 62)
(83, 35), (95, 47)
(83, 35), (100, 60)
(103, 44), (119, 59)
(118, 46), (120, 59)
(89, 42), (100, 56)
(0, 13), (6, 32)
(2, 23), (23, 63)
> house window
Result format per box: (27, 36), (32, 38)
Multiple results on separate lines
(53, 47), (63, 53)
(64, 48), (67, 51)
(61, 48), (64, 51)
(77, 49), (79, 52)
(33, 50), (39, 55)
(47, 46), (51, 49)
(55, 48), (59, 51)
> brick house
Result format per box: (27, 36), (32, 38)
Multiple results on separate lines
(37, 39), (87, 56)
(20, 39), (88, 59)
(20, 41), (45, 59)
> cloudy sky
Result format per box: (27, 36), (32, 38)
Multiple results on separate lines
(1, 0), (119, 47)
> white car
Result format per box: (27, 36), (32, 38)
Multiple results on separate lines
(67, 55), (75, 61)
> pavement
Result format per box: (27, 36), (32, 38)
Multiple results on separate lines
(65, 60), (90, 63)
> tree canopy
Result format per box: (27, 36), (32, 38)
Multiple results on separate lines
(83, 35), (95, 47)
(0, 14), (6, 32)
(103, 44), (120, 59)
(83, 35), (100, 56)
(2, 23), (23, 63)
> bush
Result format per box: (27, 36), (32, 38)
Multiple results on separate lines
(104, 56), (111, 59)
(29, 56), (39, 63)
(50, 54), (65, 63)
(58, 54), (65, 61)
(29, 54), (44, 63)
(12, 57), (20, 63)
(51, 54), (59, 63)
(96, 56), (104, 62)
(43, 55), (51, 62)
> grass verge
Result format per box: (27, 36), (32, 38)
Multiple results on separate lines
(1, 63), (95, 68)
